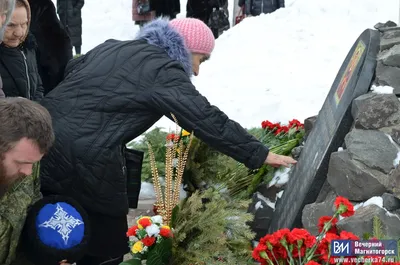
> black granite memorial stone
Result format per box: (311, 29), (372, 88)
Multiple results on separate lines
(268, 29), (380, 232)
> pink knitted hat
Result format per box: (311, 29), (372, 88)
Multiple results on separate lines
(169, 18), (215, 56)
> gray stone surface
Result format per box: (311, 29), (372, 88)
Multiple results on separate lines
(374, 21), (397, 31)
(351, 93), (376, 120)
(382, 193), (400, 211)
(337, 204), (400, 238)
(327, 151), (388, 201)
(378, 44), (400, 67)
(380, 29), (400, 51)
(353, 93), (400, 129)
(315, 180), (335, 203)
(304, 115), (317, 141)
(302, 192), (336, 235)
(388, 167), (400, 199)
(345, 129), (397, 174)
(376, 61), (400, 91)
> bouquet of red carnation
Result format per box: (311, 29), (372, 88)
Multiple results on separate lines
(252, 196), (388, 265)
(121, 215), (173, 265)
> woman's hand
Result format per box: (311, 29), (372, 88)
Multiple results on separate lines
(59, 260), (71, 265)
(264, 152), (297, 167)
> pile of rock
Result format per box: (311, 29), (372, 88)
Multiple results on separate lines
(303, 92), (400, 238)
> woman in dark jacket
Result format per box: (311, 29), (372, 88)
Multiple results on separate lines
(0, 0), (15, 98)
(0, 0), (44, 101)
(39, 17), (296, 265)
(28, 0), (73, 95)
(57, 0), (84, 55)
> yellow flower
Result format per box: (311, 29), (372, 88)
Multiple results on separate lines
(131, 241), (144, 254)
(162, 225), (170, 229)
(182, 130), (190, 136)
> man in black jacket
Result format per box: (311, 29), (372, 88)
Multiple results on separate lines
(40, 18), (296, 265)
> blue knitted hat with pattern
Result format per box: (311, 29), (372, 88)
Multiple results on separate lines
(21, 195), (91, 265)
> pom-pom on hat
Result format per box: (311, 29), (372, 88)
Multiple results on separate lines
(21, 195), (91, 265)
(169, 18), (215, 56)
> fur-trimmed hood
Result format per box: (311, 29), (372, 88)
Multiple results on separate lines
(135, 18), (193, 76)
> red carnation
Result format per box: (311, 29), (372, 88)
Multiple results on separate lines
(305, 261), (321, 265)
(317, 216), (338, 234)
(287, 228), (312, 244)
(252, 242), (268, 262)
(316, 233), (340, 262)
(339, 230), (359, 240)
(141, 236), (156, 247)
(126, 225), (139, 237)
(159, 226), (172, 238)
(334, 196), (355, 217)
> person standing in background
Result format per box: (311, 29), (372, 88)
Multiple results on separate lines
(0, 0), (15, 98)
(152, 0), (180, 19)
(57, 0), (84, 55)
(239, 0), (284, 17)
(28, 0), (73, 95)
(132, 0), (155, 27)
(0, 0), (44, 101)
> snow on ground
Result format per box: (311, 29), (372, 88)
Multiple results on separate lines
(55, 0), (398, 135)
(371, 85), (395, 94)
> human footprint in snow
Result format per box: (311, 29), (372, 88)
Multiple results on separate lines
(39, 17), (297, 264)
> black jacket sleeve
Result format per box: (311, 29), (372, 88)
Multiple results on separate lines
(34, 71), (44, 100)
(149, 66), (269, 169)
(279, 0), (285, 8)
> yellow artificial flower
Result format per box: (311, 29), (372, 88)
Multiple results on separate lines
(162, 225), (170, 230)
(131, 241), (144, 254)
(182, 130), (190, 136)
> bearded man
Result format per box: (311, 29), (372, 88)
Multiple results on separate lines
(0, 97), (54, 265)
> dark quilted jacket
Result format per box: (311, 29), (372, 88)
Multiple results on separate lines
(39, 19), (269, 217)
(57, 0), (84, 47)
(0, 33), (44, 100)
(241, 0), (284, 16)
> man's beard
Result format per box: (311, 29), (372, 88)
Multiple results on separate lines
(0, 160), (24, 198)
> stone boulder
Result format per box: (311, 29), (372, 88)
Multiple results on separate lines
(382, 193), (400, 211)
(375, 26), (400, 95)
(380, 28), (400, 51)
(345, 129), (397, 174)
(352, 93), (400, 130)
(388, 167), (400, 200)
(304, 115), (317, 140)
(302, 191), (336, 235)
(337, 204), (400, 238)
(374, 21), (397, 31)
(375, 62), (400, 94)
(327, 151), (388, 201)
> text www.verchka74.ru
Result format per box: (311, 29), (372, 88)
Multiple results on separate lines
(333, 257), (396, 263)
